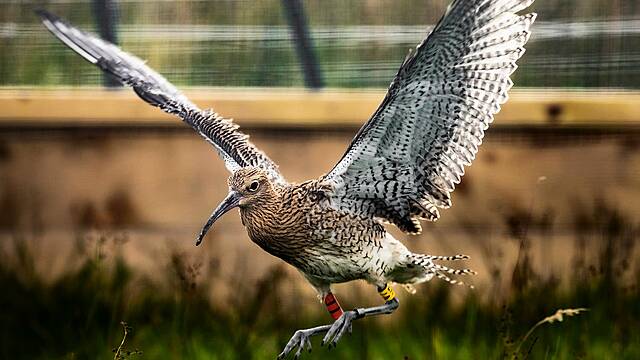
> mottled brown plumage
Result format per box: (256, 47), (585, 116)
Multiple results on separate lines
(229, 167), (472, 291)
(38, 0), (536, 357)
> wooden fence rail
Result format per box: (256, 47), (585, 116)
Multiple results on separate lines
(1, 88), (639, 128)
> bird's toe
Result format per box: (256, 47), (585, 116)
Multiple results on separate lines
(322, 310), (356, 348)
(279, 329), (313, 359)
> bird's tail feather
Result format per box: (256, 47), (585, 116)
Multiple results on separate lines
(405, 253), (477, 289)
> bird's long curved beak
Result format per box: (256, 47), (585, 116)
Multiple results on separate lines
(195, 190), (241, 246)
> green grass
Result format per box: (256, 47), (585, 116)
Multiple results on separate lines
(0, 201), (639, 359)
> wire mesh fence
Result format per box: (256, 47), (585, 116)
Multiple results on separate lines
(1, 0), (639, 88)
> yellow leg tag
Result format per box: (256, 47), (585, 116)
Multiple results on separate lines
(378, 284), (396, 302)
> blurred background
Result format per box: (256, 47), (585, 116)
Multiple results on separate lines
(0, 0), (639, 359)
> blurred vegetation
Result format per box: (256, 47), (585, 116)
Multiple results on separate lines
(1, 0), (639, 88)
(0, 199), (638, 359)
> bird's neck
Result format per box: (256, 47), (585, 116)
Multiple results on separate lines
(239, 189), (284, 245)
(238, 183), (312, 260)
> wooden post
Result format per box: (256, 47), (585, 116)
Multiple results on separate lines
(281, 0), (324, 89)
(92, 0), (120, 88)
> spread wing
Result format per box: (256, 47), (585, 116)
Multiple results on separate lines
(322, 0), (536, 233)
(37, 10), (285, 185)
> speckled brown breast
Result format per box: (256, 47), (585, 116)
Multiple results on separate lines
(240, 180), (387, 284)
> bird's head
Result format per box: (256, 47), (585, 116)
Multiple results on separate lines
(195, 167), (275, 246)
(228, 167), (274, 207)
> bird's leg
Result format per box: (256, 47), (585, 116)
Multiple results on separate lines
(321, 283), (399, 348)
(277, 292), (344, 359)
(323, 291), (344, 320)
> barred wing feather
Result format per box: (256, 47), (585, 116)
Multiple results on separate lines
(323, 0), (536, 233)
(37, 10), (285, 185)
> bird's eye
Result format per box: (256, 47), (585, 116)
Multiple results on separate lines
(247, 180), (260, 192)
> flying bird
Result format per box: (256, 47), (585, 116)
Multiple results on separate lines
(38, 0), (536, 358)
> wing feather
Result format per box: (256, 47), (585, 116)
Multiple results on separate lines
(37, 10), (285, 184)
(323, 0), (536, 233)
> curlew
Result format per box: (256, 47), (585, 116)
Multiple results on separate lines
(38, 0), (536, 357)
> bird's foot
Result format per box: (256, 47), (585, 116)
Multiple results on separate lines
(321, 310), (360, 348)
(278, 325), (329, 359)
